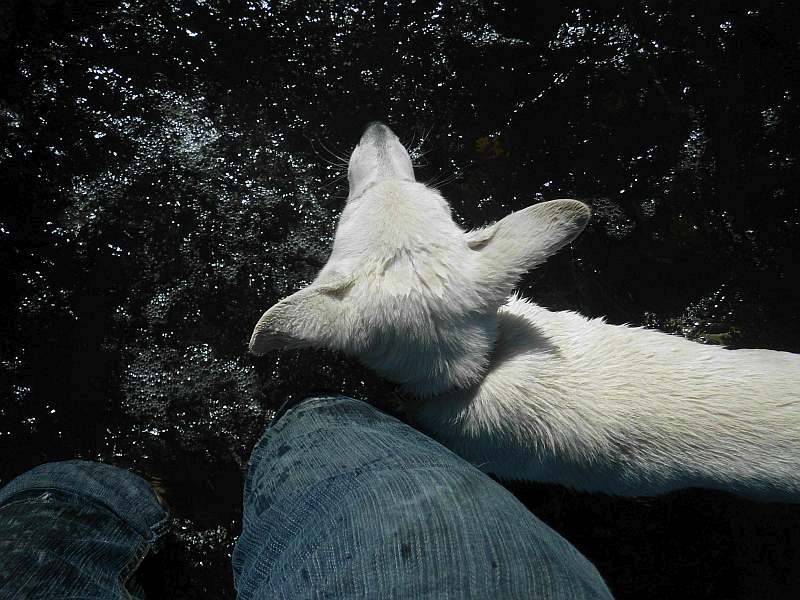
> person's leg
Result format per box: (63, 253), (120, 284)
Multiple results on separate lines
(0, 460), (170, 599)
(233, 395), (613, 599)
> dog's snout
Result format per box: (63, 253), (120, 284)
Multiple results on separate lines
(349, 122), (415, 196)
(360, 121), (395, 145)
(363, 121), (389, 136)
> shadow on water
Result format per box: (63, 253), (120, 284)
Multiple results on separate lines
(1, 1), (799, 597)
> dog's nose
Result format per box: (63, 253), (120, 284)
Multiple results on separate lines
(362, 121), (389, 136)
(361, 121), (397, 144)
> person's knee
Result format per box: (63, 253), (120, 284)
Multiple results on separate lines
(274, 393), (367, 425)
(248, 395), (371, 470)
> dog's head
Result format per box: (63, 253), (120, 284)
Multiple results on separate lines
(250, 122), (590, 395)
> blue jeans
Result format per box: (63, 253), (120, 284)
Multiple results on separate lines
(0, 395), (612, 599)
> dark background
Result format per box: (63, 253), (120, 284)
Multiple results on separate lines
(2, 0), (799, 597)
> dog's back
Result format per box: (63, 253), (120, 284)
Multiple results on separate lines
(416, 297), (800, 501)
(251, 122), (800, 502)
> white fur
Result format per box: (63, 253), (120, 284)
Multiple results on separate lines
(251, 122), (800, 502)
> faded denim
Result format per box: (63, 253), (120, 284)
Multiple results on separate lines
(0, 459), (170, 599)
(0, 395), (612, 599)
(232, 395), (612, 599)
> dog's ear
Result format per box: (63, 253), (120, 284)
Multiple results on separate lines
(467, 199), (590, 296)
(249, 276), (353, 355)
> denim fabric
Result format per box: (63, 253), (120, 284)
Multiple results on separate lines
(0, 397), (612, 599)
(0, 460), (169, 599)
(233, 395), (613, 599)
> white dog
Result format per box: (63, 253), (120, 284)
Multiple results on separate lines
(251, 122), (800, 502)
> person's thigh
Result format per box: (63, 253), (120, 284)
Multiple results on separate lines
(233, 395), (612, 599)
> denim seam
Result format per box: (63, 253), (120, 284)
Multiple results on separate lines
(0, 485), (169, 540)
(0, 493), (53, 512)
(247, 463), (482, 593)
(117, 536), (153, 599)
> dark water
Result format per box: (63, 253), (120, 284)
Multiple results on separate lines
(2, 1), (799, 597)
